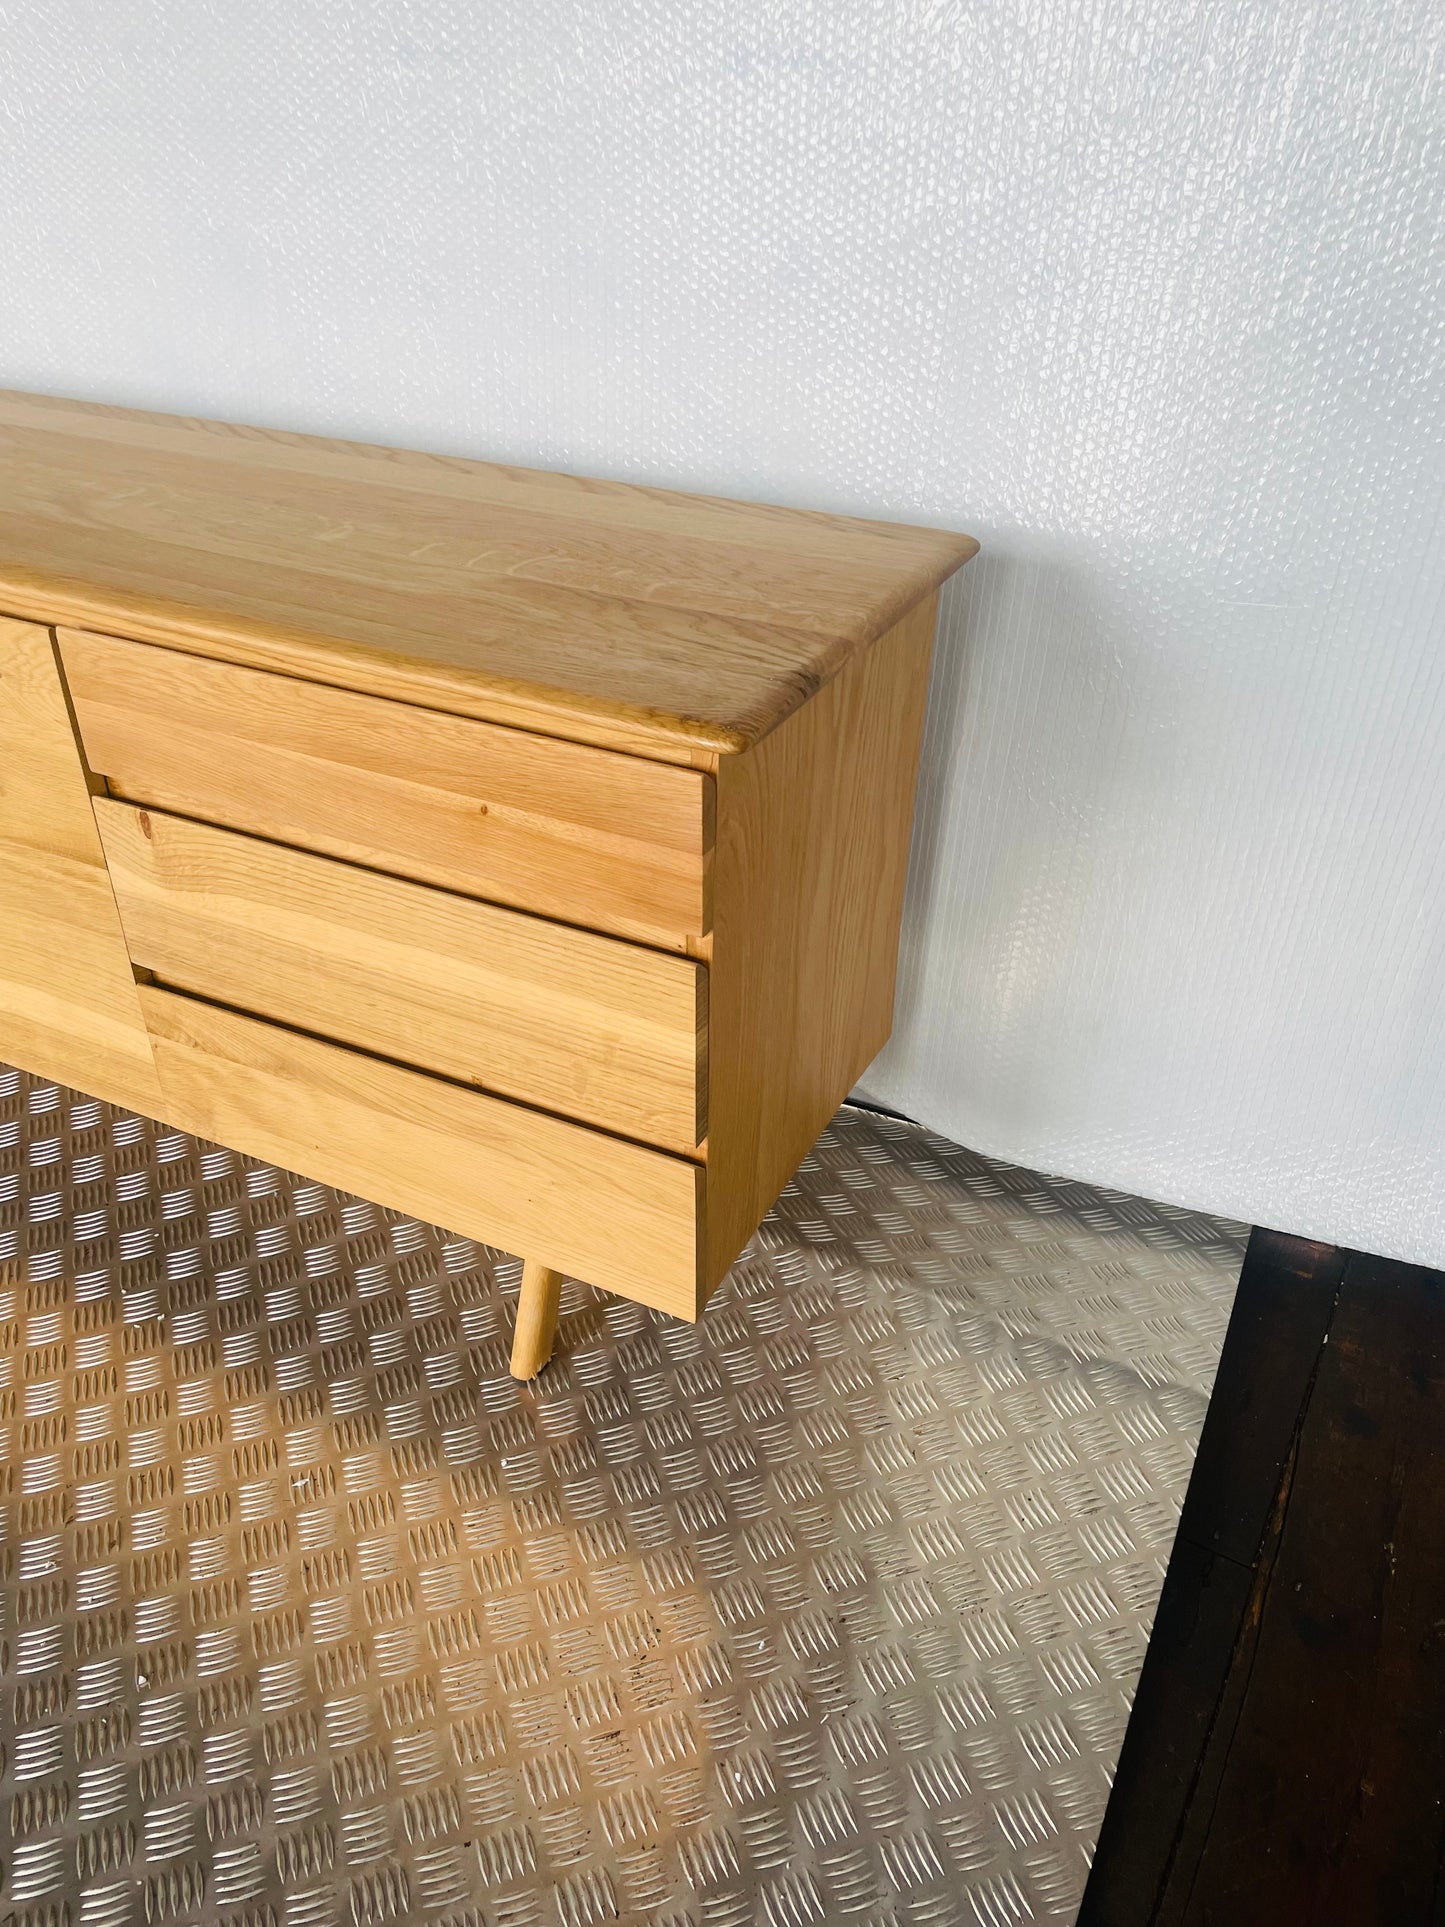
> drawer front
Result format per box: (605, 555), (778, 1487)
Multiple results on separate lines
(62, 629), (712, 950)
(97, 801), (706, 1152)
(141, 986), (703, 1317)
(96, 805), (709, 1148)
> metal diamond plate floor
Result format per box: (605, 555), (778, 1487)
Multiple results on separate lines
(0, 1066), (1245, 1927)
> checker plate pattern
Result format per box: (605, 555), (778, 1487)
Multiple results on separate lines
(0, 1066), (1244, 1927)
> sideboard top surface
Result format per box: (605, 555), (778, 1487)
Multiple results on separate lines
(0, 388), (975, 756)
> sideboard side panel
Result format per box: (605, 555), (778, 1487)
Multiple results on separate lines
(0, 615), (163, 1112)
(704, 593), (938, 1295)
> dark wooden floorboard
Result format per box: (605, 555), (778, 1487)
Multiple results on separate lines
(1081, 1539), (1256, 1925)
(1177, 1253), (1445, 1924)
(1080, 1230), (1445, 1927)
(1172, 1229), (1344, 1568)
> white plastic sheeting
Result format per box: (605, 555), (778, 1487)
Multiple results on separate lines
(2, 0), (1442, 1261)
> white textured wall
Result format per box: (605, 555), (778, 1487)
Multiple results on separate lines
(2, 1), (1443, 1262)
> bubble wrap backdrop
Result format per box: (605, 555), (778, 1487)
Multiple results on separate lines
(1, 0), (1443, 1261)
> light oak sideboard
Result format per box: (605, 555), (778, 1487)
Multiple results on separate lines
(0, 390), (976, 1375)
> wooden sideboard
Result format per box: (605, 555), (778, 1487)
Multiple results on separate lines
(0, 389), (976, 1374)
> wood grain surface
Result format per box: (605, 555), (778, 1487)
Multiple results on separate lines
(0, 388), (976, 756)
(64, 628), (711, 951)
(97, 800), (706, 1152)
(0, 615), (162, 1112)
(703, 595), (938, 1293)
(141, 985), (704, 1316)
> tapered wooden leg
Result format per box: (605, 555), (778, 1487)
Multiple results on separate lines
(510, 1260), (563, 1379)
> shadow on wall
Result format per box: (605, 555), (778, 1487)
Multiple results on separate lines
(868, 542), (1191, 1141)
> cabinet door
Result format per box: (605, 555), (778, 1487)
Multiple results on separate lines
(0, 616), (160, 1111)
